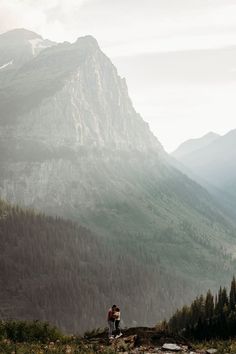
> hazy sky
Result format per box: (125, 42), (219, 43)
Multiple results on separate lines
(0, 0), (236, 151)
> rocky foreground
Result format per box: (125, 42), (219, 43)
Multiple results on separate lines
(84, 327), (188, 353)
(0, 327), (230, 354)
(82, 327), (219, 354)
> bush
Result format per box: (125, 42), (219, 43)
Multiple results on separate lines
(1, 320), (62, 342)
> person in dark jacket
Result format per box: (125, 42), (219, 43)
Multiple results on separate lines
(114, 306), (122, 338)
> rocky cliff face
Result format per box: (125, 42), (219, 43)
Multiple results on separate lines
(0, 34), (161, 152)
(0, 30), (164, 219)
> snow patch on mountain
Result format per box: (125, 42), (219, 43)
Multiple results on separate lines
(28, 38), (54, 56)
(0, 60), (13, 70)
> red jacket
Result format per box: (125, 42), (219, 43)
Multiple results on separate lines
(107, 309), (114, 321)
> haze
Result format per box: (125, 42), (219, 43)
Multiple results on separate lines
(1, 0), (235, 151)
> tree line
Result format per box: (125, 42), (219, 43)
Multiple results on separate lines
(168, 276), (236, 339)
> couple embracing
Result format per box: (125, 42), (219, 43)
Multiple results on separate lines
(107, 304), (122, 339)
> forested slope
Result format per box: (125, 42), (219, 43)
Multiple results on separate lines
(0, 199), (195, 333)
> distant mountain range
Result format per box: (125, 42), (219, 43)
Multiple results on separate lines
(1, 29), (236, 331)
(172, 130), (236, 202)
(173, 132), (220, 159)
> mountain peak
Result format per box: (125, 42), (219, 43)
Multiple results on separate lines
(0, 28), (56, 70)
(0, 28), (42, 41)
(75, 35), (98, 46)
(74, 35), (99, 52)
(224, 128), (236, 138)
(172, 131), (220, 159)
(203, 131), (220, 139)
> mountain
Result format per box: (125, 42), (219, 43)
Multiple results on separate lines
(0, 28), (56, 73)
(172, 130), (236, 200)
(172, 132), (220, 159)
(1, 29), (236, 330)
(0, 31), (161, 149)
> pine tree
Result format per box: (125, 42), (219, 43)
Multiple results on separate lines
(205, 290), (214, 320)
(230, 276), (236, 311)
(198, 294), (205, 320)
(215, 286), (224, 316)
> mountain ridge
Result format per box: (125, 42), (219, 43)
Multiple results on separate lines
(172, 129), (236, 191)
(172, 132), (220, 159)
(0, 28), (42, 40)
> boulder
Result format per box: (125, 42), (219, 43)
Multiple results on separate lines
(206, 349), (217, 354)
(162, 343), (182, 351)
(112, 334), (138, 351)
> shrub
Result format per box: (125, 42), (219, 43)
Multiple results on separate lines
(2, 320), (62, 342)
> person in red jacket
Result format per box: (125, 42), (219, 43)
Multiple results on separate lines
(107, 304), (116, 339)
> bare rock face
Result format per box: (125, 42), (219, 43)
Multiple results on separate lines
(0, 34), (161, 151)
(0, 30), (164, 223)
(12, 50), (160, 151)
